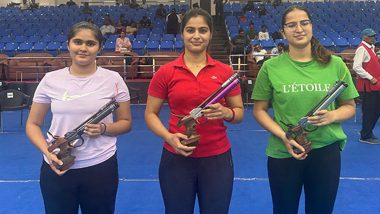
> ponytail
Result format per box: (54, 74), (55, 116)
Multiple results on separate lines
(311, 36), (331, 65)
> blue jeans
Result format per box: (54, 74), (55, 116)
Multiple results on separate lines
(159, 148), (234, 214)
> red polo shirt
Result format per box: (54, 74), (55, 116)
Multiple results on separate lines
(148, 53), (241, 157)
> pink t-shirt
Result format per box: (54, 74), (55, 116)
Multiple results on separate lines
(34, 67), (130, 169)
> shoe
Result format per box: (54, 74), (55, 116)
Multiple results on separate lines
(359, 138), (380, 144)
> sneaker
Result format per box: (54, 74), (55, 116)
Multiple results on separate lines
(359, 138), (380, 144)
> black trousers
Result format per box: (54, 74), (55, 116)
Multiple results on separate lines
(268, 143), (341, 214)
(360, 91), (380, 139)
(159, 148), (234, 214)
(40, 154), (119, 214)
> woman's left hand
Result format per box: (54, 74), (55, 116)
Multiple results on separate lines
(84, 123), (105, 137)
(202, 103), (231, 120)
(307, 110), (336, 126)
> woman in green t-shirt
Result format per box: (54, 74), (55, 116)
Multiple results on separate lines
(252, 5), (358, 214)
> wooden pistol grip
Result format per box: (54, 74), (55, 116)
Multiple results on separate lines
(47, 138), (67, 153)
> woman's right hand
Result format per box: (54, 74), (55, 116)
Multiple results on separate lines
(165, 133), (196, 157)
(281, 136), (308, 160)
(45, 152), (68, 176)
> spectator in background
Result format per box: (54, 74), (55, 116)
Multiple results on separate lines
(156, 4), (167, 19)
(115, 31), (132, 52)
(270, 42), (285, 57)
(230, 29), (250, 55)
(258, 4), (267, 17)
(248, 44), (268, 65)
(66, 0), (76, 6)
(115, 15), (127, 34)
(125, 22), (138, 35)
(353, 28), (380, 144)
(81, 2), (93, 15)
(243, 0), (256, 13)
(214, 0), (225, 24)
(178, 9), (186, 23)
(100, 19), (116, 36)
(271, 30), (283, 41)
(104, 13), (114, 26)
(246, 23), (257, 40)
(129, 0), (139, 9)
(140, 16), (152, 29)
(258, 25), (270, 40)
(166, 9), (180, 35)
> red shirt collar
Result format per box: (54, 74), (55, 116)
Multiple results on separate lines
(173, 52), (217, 69)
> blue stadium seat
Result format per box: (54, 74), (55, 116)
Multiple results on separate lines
(3, 42), (18, 57)
(60, 42), (68, 53)
(162, 34), (175, 41)
(40, 35), (54, 43)
(138, 28), (151, 36)
(28, 35), (41, 44)
(250, 40), (260, 46)
(160, 40), (173, 52)
(175, 34), (183, 41)
(18, 42), (33, 54)
(146, 40), (160, 52)
(152, 27), (164, 35)
(103, 40), (115, 52)
(14, 36), (27, 44)
(261, 39), (276, 50)
(54, 34), (67, 43)
(174, 40), (183, 52)
(46, 41), (61, 56)
(149, 34), (161, 42)
(274, 39), (288, 46)
(31, 41), (47, 53)
(319, 37), (335, 50)
(135, 34), (148, 42)
(0, 36), (13, 44)
(348, 37), (361, 48)
(132, 40), (146, 55)
(332, 37), (349, 52)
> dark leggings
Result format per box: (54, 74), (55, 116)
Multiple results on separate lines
(268, 143), (341, 214)
(159, 148), (234, 214)
(40, 154), (119, 214)
(360, 91), (380, 139)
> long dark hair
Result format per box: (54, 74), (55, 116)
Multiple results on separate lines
(281, 5), (331, 64)
(67, 21), (103, 50)
(180, 8), (213, 34)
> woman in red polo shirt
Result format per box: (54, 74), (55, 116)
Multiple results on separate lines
(145, 8), (244, 214)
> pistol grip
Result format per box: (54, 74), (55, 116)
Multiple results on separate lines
(54, 155), (76, 171)
(180, 134), (200, 147)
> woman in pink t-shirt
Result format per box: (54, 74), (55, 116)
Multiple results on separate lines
(26, 22), (132, 214)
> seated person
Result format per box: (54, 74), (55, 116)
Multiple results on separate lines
(100, 19), (115, 36)
(271, 30), (283, 41)
(246, 23), (257, 40)
(115, 15), (127, 34)
(125, 22), (138, 35)
(248, 44), (268, 65)
(258, 25), (270, 41)
(115, 31), (132, 53)
(156, 4), (167, 19)
(270, 42), (285, 57)
(140, 16), (152, 29)
(230, 29), (250, 55)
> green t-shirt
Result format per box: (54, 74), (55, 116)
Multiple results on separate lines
(252, 53), (359, 158)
